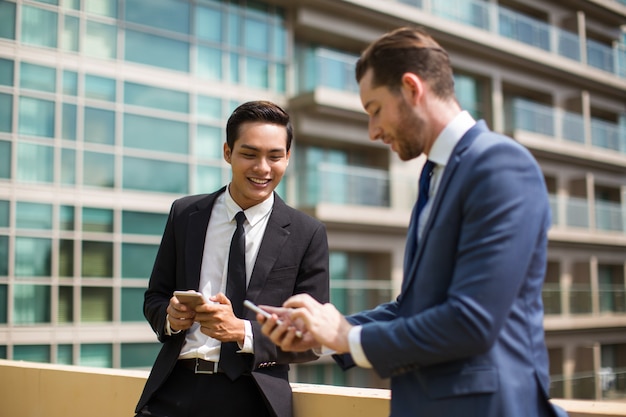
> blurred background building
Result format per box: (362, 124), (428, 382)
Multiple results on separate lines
(0, 0), (625, 401)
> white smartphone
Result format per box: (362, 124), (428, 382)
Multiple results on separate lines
(174, 290), (206, 307)
(243, 300), (302, 338)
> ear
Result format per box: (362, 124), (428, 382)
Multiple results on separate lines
(285, 149), (291, 165)
(400, 72), (424, 106)
(223, 142), (232, 163)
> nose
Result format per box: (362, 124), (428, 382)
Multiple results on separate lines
(255, 157), (270, 172)
(368, 120), (382, 141)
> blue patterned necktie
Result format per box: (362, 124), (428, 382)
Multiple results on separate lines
(404, 160), (436, 270)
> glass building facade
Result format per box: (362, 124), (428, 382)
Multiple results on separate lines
(1, 0), (625, 400)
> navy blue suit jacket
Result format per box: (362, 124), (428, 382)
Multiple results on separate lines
(136, 188), (329, 417)
(336, 122), (568, 417)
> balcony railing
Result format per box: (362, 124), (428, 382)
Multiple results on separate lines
(391, 0), (626, 79)
(543, 283), (626, 316)
(296, 47), (359, 94)
(549, 194), (625, 233)
(512, 98), (626, 154)
(331, 279), (394, 316)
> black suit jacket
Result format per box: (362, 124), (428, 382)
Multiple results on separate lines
(135, 187), (330, 417)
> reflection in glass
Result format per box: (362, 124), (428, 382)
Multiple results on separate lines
(15, 237), (52, 276)
(20, 62), (55, 92)
(122, 211), (167, 235)
(59, 240), (74, 277)
(21, 6), (58, 48)
(62, 15), (79, 52)
(18, 97), (55, 137)
(85, 74), (116, 101)
(84, 107), (115, 144)
(125, 30), (189, 72)
(61, 149), (76, 185)
(81, 241), (113, 277)
(63, 70), (78, 95)
(14, 284), (51, 324)
(59, 205), (75, 230)
(122, 243), (158, 278)
(85, 0), (117, 17)
(85, 21), (117, 60)
(82, 207), (113, 232)
(80, 343), (112, 367)
(17, 143), (53, 183)
(81, 287), (113, 321)
(123, 114), (188, 154)
(123, 156), (188, 194)
(197, 46), (222, 81)
(13, 344), (50, 362)
(83, 151), (114, 188)
(16, 202), (53, 229)
(57, 344), (73, 364)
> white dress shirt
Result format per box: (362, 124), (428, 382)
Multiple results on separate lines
(176, 188), (274, 361)
(348, 111), (477, 368)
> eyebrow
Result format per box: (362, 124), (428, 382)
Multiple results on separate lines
(239, 144), (286, 153)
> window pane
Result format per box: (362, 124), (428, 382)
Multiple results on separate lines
(0, 94), (12, 133)
(18, 97), (55, 138)
(0, 2), (16, 40)
(58, 286), (74, 323)
(85, 21), (117, 59)
(245, 57), (269, 89)
(15, 237), (52, 276)
(80, 288), (112, 322)
(0, 58), (14, 86)
(196, 5), (222, 42)
(59, 205), (75, 230)
(17, 143), (53, 183)
(123, 157), (188, 194)
(80, 343), (112, 367)
(244, 18), (269, 53)
(0, 200), (8, 227)
(21, 6), (58, 48)
(57, 344), (73, 364)
(82, 207), (113, 232)
(61, 148), (76, 185)
(21, 62), (56, 92)
(125, 30), (189, 72)
(0, 284), (6, 323)
(122, 211), (167, 235)
(274, 24), (287, 58)
(0, 141), (9, 179)
(59, 240), (74, 277)
(197, 95), (222, 121)
(61, 15), (79, 52)
(0, 236), (7, 276)
(197, 46), (222, 81)
(62, 103), (77, 140)
(61, 0), (80, 10)
(85, 74), (116, 101)
(84, 107), (115, 144)
(63, 70), (78, 95)
(121, 287), (145, 321)
(123, 114), (188, 154)
(83, 151), (114, 188)
(122, 243), (158, 278)
(85, 0), (117, 17)
(197, 125), (222, 159)
(196, 165), (223, 193)
(16, 202), (53, 229)
(121, 343), (160, 368)
(14, 284), (51, 324)
(124, 82), (189, 113)
(81, 241), (113, 277)
(125, 0), (190, 34)
(13, 345), (50, 363)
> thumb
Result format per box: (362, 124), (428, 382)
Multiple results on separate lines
(211, 292), (231, 305)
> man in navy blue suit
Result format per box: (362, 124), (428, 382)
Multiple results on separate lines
(258, 27), (569, 417)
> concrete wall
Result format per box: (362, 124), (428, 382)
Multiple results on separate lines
(1, 360), (624, 417)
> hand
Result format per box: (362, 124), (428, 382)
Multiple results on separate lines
(283, 294), (352, 354)
(194, 293), (245, 344)
(258, 305), (320, 352)
(167, 293), (198, 332)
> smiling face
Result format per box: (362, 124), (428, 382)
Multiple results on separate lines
(359, 68), (432, 161)
(224, 121), (290, 210)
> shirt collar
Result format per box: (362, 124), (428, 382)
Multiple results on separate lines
(428, 111), (476, 167)
(224, 186), (274, 227)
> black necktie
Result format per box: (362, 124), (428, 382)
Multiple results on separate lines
(220, 211), (247, 380)
(404, 160), (436, 270)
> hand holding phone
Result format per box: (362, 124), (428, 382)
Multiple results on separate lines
(174, 290), (206, 308)
(244, 300), (302, 338)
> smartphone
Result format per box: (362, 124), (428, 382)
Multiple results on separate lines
(174, 290), (206, 307)
(244, 300), (302, 338)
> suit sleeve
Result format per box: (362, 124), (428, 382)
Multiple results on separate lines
(360, 139), (551, 378)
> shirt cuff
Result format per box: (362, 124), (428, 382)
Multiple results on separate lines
(313, 345), (337, 357)
(165, 314), (182, 336)
(348, 325), (372, 368)
(238, 320), (254, 353)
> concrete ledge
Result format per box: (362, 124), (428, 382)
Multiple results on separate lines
(1, 360), (625, 417)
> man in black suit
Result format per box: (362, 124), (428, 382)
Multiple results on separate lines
(134, 100), (330, 417)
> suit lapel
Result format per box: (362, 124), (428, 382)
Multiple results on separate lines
(185, 187), (225, 290)
(245, 194), (291, 302)
(402, 121), (489, 293)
